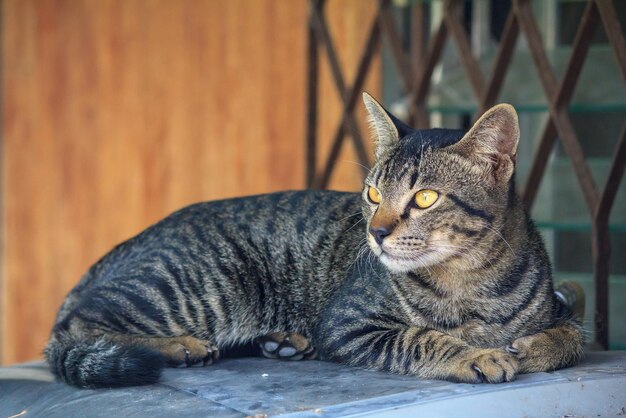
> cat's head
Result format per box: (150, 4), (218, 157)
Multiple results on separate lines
(361, 93), (520, 273)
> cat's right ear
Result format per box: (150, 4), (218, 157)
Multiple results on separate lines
(362, 92), (401, 159)
(449, 103), (520, 184)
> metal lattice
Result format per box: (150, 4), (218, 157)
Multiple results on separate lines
(306, 0), (626, 349)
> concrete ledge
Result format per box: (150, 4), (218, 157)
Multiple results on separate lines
(1, 352), (625, 417)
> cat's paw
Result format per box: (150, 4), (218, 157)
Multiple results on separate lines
(256, 332), (317, 361)
(506, 333), (551, 373)
(507, 325), (584, 373)
(449, 348), (518, 383)
(159, 336), (220, 368)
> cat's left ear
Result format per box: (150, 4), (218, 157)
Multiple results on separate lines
(362, 92), (413, 159)
(450, 104), (520, 183)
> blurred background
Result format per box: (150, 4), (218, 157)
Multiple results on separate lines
(1, 0), (625, 365)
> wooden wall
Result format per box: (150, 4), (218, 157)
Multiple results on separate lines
(1, 0), (380, 364)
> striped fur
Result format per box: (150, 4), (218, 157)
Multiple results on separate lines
(46, 97), (584, 387)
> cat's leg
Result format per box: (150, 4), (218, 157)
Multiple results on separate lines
(256, 332), (317, 360)
(506, 320), (584, 373)
(320, 326), (518, 383)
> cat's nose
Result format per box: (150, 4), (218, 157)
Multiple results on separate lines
(369, 226), (391, 245)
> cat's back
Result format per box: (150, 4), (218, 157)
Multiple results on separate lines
(75, 190), (363, 291)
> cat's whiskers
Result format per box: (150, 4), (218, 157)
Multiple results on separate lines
(418, 135), (425, 175)
(428, 237), (492, 256)
(429, 242), (491, 259)
(350, 238), (370, 273)
(344, 218), (364, 233)
(366, 250), (385, 280)
(357, 242), (369, 263)
(424, 240), (496, 271)
(479, 222), (515, 255)
(341, 159), (371, 172)
(354, 237), (382, 279)
(337, 211), (363, 222)
(416, 255), (433, 277)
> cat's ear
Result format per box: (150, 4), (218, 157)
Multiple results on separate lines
(450, 104), (520, 183)
(362, 92), (412, 159)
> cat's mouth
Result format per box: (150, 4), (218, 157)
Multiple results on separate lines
(368, 235), (451, 272)
(380, 250), (425, 261)
(377, 248), (438, 272)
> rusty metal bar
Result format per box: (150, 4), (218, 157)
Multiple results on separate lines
(514, 0), (599, 214)
(340, 16), (382, 171)
(595, 0), (626, 223)
(522, 0), (599, 208)
(443, 0), (485, 101)
(554, 1), (599, 109)
(413, 21), (449, 104)
(310, 0), (347, 97)
(553, 112), (599, 209)
(480, 11), (519, 112)
(597, 126), (626, 224)
(522, 121), (557, 210)
(409, 1), (427, 126)
(410, 1), (426, 72)
(306, 1), (320, 188)
(593, 126), (626, 349)
(595, 0), (626, 84)
(513, 0), (557, 96)
(379, 0), (414, 93)
(316, 125), (347, 189)
(314, 5), (382, 188)
(410, 21), (448, 128)
(592, 0), (626, 348)
(592, 220), (611, 350)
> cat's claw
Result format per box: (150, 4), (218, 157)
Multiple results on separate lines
(450, 348), (518, 384)
(202, 342), (220, 366)
(162, 336), (219, 368)
(505, 345), (519, 354)
(471, 365), (486, 382)
(256, 332), (317, 361)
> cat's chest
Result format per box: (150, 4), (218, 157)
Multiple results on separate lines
(396, 278), (498, 323)
(395, 282), (519, 347)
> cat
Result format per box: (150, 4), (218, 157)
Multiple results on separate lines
(45, 93), (584, 388)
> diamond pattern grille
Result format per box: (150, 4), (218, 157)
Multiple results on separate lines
(306, 0), (626, 349)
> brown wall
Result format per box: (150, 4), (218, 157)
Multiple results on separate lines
(1, 0), (380, 364)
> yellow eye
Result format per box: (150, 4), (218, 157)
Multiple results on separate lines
(415, 189), (439, 208)
(367, 186), (381, 204)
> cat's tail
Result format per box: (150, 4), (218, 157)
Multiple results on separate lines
(555, 280), (586, 321)
(44, 331), (165, 388)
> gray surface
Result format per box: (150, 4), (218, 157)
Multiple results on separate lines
(1, 352), (625, 417)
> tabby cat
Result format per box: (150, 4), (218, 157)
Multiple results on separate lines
(46, 94), (584, 388)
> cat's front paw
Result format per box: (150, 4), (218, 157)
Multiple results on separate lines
(507, 325), (584, 373)
(506, 333), (551, 373)
(448, 348), (518, 383)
